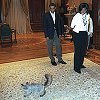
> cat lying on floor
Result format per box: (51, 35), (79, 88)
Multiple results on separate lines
(21, 74), (52, 97)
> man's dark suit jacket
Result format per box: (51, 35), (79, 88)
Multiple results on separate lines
(43, 12), (62, 39)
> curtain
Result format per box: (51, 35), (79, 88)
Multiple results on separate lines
(6, 0), (31, 33)
(2, 0), (11, 22)
(45, 0), (51, 12)
(20, 0), (32, 33)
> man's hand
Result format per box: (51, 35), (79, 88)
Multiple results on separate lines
(46, 37), (49, 40)
(59, 35), (62, 39)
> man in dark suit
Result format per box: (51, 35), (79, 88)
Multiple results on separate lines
(43, 3), (66, 66)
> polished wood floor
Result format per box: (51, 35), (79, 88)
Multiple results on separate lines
(0, 33), (100, 64)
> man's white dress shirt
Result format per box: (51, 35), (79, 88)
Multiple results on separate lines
(50, 11), (55, 24)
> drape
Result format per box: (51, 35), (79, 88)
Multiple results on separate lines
(2, 0), (11, 22)
(20, 0), (32, 33)
(6, 0), (32, 33)
(45, 0), (51, 12)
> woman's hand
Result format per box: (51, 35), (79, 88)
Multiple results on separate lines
(90, 32), (93, 37)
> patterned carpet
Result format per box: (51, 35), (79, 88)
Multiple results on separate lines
(0, 53), (100, 100)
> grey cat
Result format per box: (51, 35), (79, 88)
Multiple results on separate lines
(21, 74), (52, 97)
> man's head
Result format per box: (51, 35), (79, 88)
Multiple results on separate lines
(49, 3), (56, 13)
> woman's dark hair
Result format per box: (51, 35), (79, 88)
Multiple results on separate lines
(78, 3), (89, 14)
(49, 3), (56, 7)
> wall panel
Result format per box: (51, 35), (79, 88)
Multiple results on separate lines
(93, 0), (100, 49)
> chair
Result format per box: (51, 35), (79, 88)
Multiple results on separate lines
(0, 23), (12, 47)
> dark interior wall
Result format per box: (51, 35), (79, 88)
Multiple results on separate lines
(28, 0), (45, 32)
(93, 0), (100, 50)
(61, 0), (68, 13)
(0, 0), (2, 21)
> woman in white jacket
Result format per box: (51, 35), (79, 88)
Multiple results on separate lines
(71, 3), (93, 74)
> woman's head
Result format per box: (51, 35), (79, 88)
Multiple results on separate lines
(78, 3), (89, 15)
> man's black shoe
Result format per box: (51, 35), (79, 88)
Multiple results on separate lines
(81, 65), (86, 68)
(74, 69), (81, 74)
(58, 60), (66, 64)
(51, 61), (57, 66)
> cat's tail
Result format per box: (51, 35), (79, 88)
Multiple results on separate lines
(44, 74), (52, 88)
